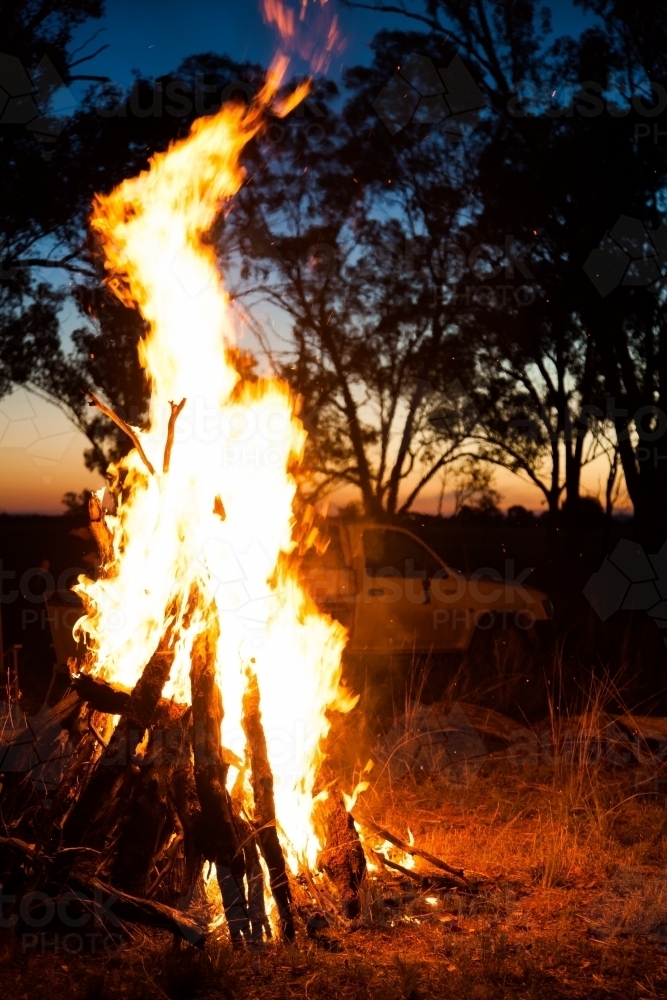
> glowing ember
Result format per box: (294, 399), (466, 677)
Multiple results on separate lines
(73, 59), (355, 873)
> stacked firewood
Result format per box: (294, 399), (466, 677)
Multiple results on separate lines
(0, 492), (367, 950)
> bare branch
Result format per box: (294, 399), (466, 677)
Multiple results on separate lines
(87, 390), (155, 476)
(68, 45), (110, 69)
(69, 74), (112, 82)
(69, 26), (106, 60)
(163, 398), (186, 474)
(10, 256), (95, 278)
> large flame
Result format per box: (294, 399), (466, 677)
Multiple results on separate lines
(74, 63), (353, 871)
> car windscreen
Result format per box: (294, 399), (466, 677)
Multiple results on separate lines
(300, 524), (346, 569)
(362, 529), (446, 579)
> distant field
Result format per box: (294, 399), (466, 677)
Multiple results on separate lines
(1, 512), (665, 719)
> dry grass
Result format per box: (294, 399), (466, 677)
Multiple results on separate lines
(3, 734), (667, 1000)
(3, 661), (667, 999)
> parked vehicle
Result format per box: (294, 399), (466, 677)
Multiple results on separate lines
(298, 519), (553, 655)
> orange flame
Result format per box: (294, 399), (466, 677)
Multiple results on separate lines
(75, 63), (355, 872)
(262, 0), (343, 75)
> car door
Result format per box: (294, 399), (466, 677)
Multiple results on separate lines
(297, 522), (357, 633)
(354, 527), (463, 652)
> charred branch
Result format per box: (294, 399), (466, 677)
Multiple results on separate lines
(0, 836), (205, 945)
(63, 625), (177, 849)
(73, 673), (131, 714)
(371, 850), (468, 891)
(147, 815), (184, 900)
(64, 872), (206, 945)
(356, 817), (469, 884)
(111, 712), (189, 895)
(170, 747), (204, 907)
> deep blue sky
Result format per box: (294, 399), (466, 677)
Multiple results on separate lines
(1, 0), (602, 515)
(70, 0), (597, 89)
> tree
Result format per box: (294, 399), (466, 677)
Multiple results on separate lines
(0, 0), (105, 406)
(220, 69), (484, 516)
(341, 1), (667, 541)
(1, 48), (269, 473)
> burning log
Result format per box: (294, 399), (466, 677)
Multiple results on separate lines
(355, 817), (468, 884)
(170, 747), (204, 907)
(63, 624), (177, 848)
(241, 669), (295, 939)
(110, 704), (190, 895)
(87, 492), (114, 571)
(313, 760), (366, 919)
(243, 835), (270, 945)
(72, 673), (131, 714)
(371, 850), (468, 891)
(189, 618), (250, 945)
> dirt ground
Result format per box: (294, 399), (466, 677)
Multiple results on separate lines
(3, 742), (667, 1000)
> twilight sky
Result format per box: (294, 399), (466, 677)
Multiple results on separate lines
(0, 0), (604, 515)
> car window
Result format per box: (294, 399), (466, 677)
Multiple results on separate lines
(363, 529), (446, 579)
(300, 524), (345, 569)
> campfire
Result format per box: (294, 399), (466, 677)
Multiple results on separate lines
(0, 57), (475, 951)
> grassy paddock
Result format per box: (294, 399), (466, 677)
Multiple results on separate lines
(3, 700), (667, 1000)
